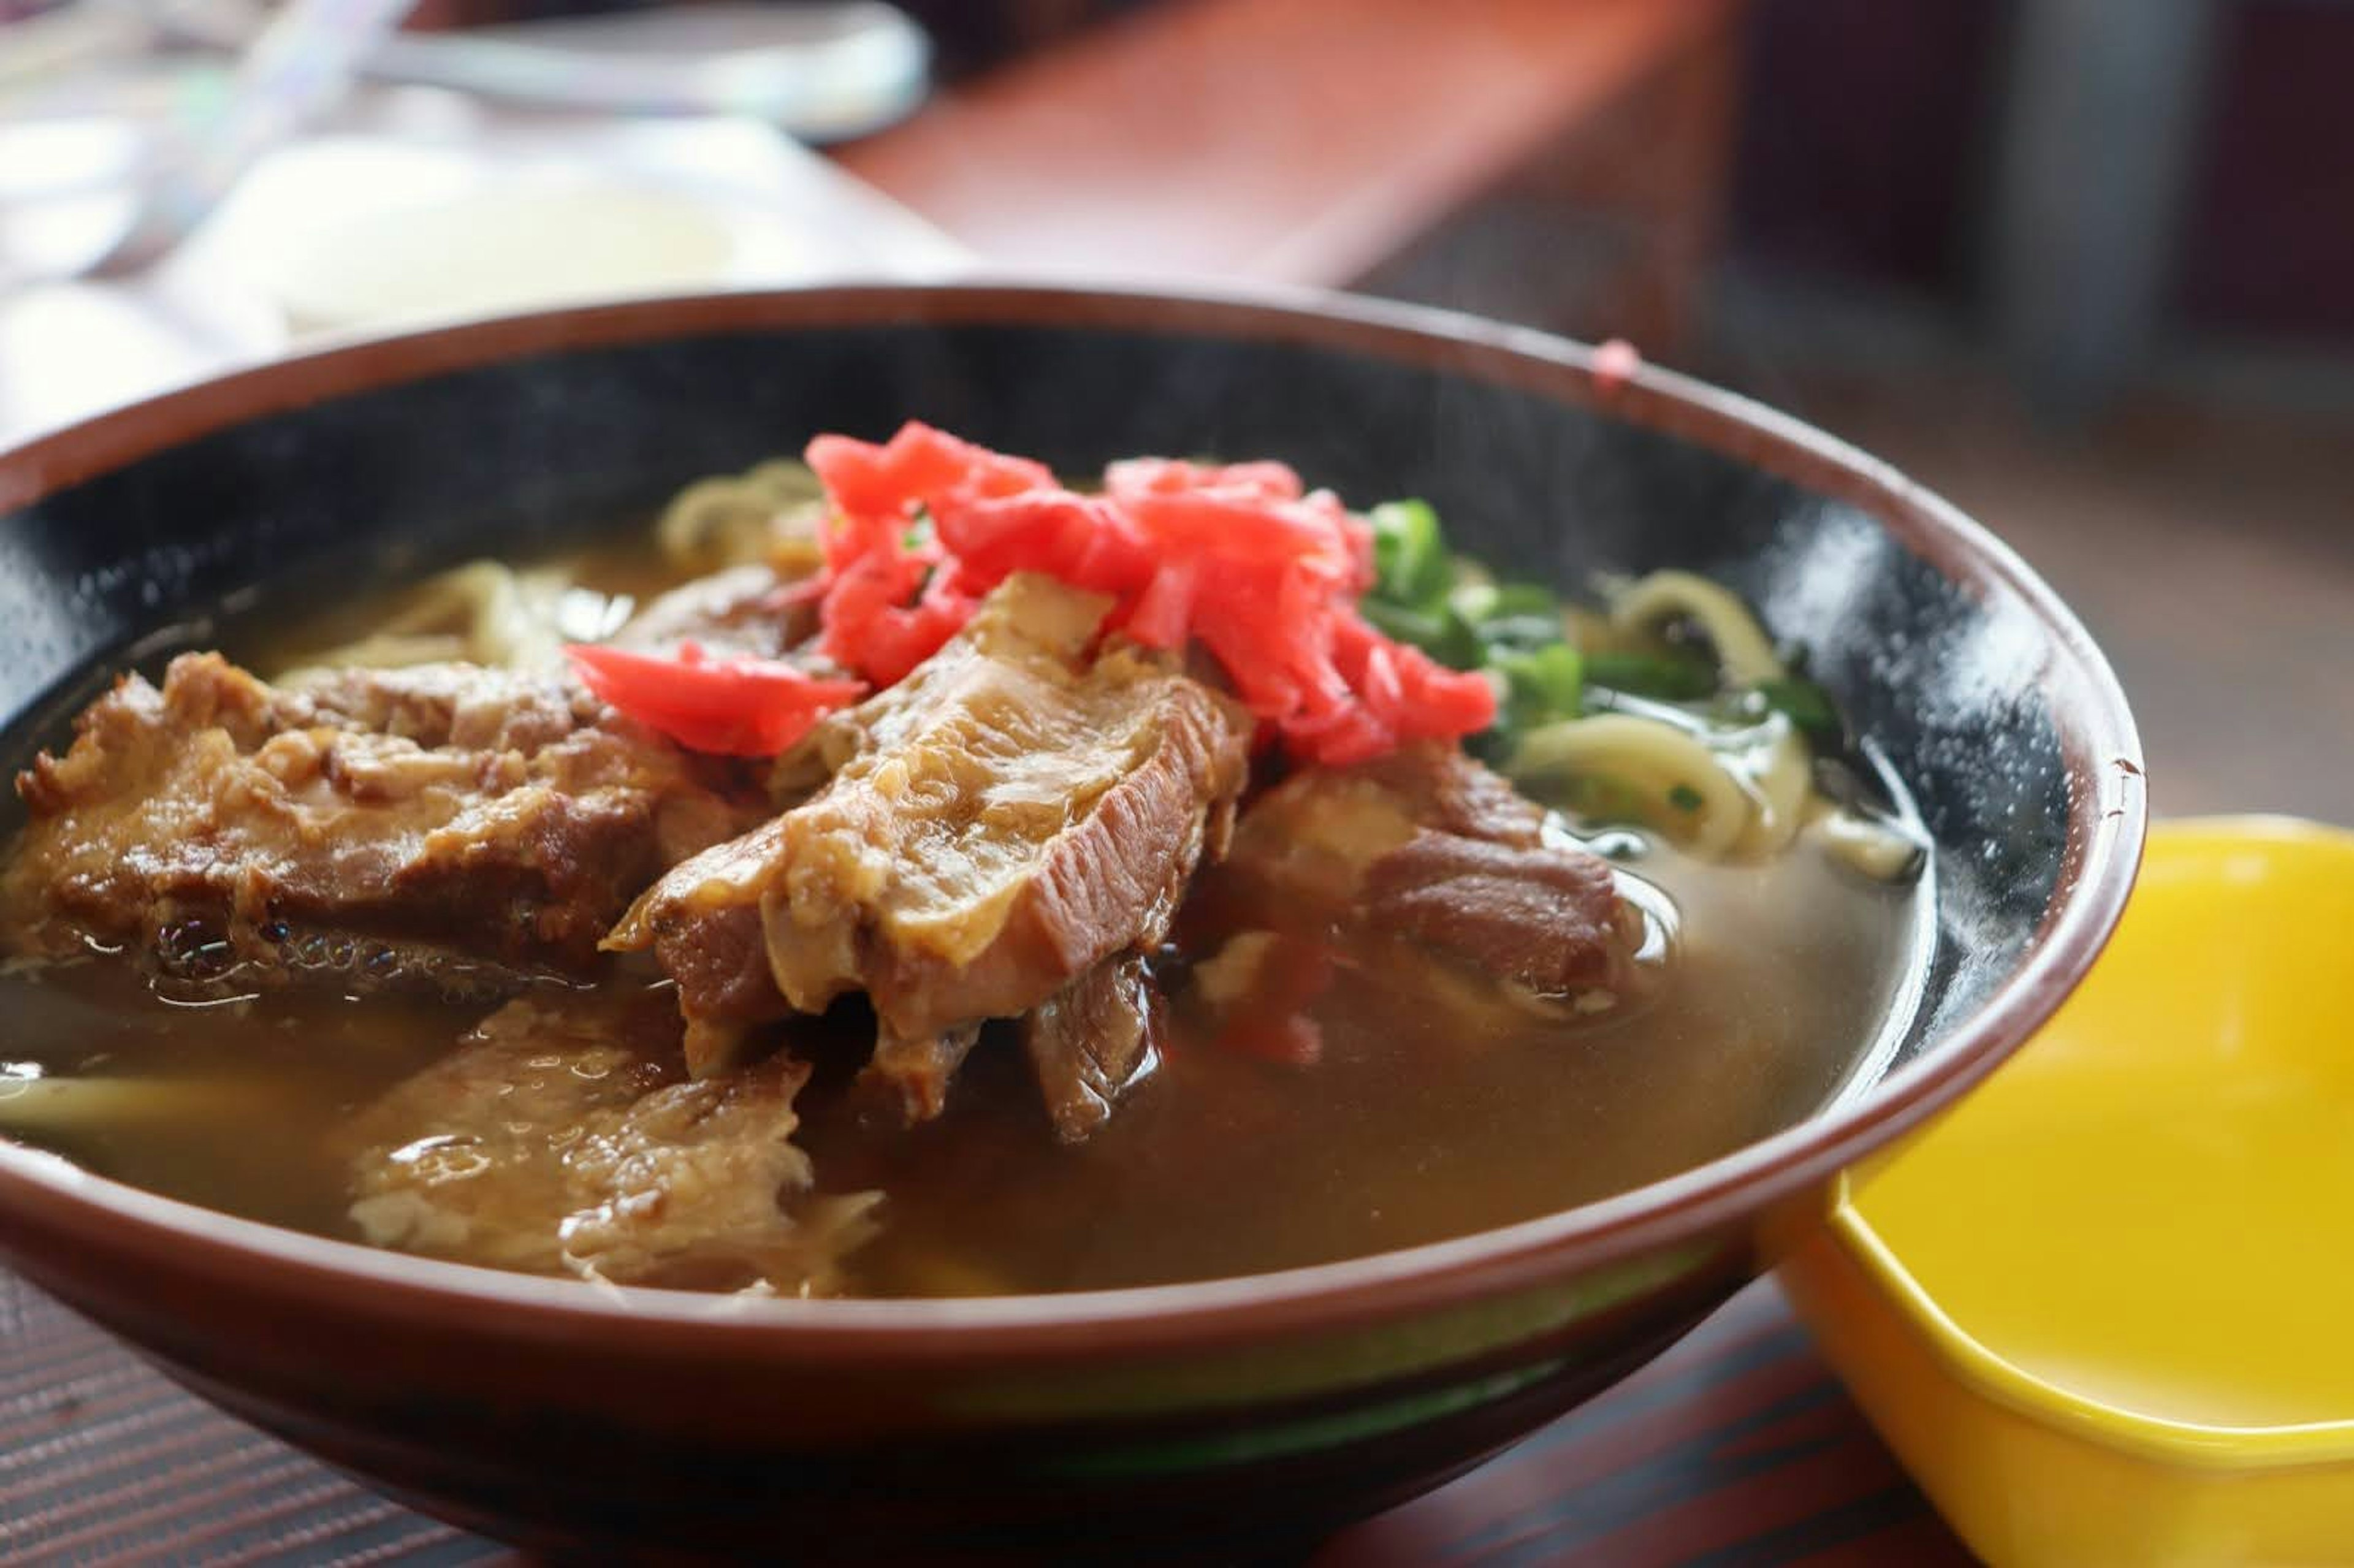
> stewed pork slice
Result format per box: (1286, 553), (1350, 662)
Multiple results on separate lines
(865, 1021), (986, 1127)
(1195, 742), (1651, 1018)
(1, 653), (753, 996)
(341, 991), (874, 1293)
(1019, 953), (1165, 1143)
(609, 574), (1253, 1105)
(606, 562), (820, 664)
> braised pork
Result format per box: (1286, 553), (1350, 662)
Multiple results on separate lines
(608, 562), (818, 663)
(342, 992), (872, 1292)
(864, 1021), (986, 1125)
(610, 574), (1252, 1106)
(1203, 743), (1640, 1006)
(1020, 954), (1164, 1143)
(2, 653), (750, 994)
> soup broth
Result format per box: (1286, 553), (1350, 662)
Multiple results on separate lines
(0, 834), (1918, 1295)
(0, 444), (1933, 1298)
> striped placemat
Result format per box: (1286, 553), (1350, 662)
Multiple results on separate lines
(0, 1273), (1966, 1566)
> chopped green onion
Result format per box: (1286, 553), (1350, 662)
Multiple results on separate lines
(1755, 676), (1842, 745)
(1358, 598), (1486, 671)
(1484, 582), (1561, 620)
(1446, 553), (1495, 591)
(1667, 783), (1705, 812)
(1497, 641), (1583, 731)
(1475, 614), (1563, 653)
(1447, 580), (1564, 655)
(1465, 725), (1515, 767)
(1360, 500), (1840, 761)
(1368, 500), (1453, 609)
(1583, 650), (1719, 701)
(1447, 579), (1553, 625)
(1447, 580), (1497, 623)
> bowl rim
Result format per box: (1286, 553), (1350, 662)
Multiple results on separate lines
(1824, 815), (2354, 1471)
(0, 280), (2146, 1361)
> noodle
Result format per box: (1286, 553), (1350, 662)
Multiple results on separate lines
(1810, 810), (1927, 882)
(1734, 720), (1814, 858)
(1509, 714), (1754, 860)
(656, 459), (826, 575)
(1609, 570), (1787, 685)
(277, 561), (628, 679)
(1504, 571), (1919, 880)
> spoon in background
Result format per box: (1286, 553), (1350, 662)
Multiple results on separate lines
(1, 0), (419, 285)
(337, 2), (931, 139)
(4, 1), (931, 150)
(1, 0), (930, 285)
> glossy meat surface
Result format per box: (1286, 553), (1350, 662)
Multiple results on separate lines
(2, 653), (748, 992)
(1020, 953), (1164, 1143)
(609, 562), (816, 663)
(342, 992), (872, 1293)
(612, 575), (1252, 1094)
(1213, 743), (1636, 1001)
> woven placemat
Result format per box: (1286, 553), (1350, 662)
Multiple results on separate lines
(0, 1272), (1965, 1566)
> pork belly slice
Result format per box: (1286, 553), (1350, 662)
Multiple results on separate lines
(1020, 954), (1164, 1143)
(1, 653), (750, 993)
(341, 992), (873, 1293)
(1203, 743), (1645, 1009)
(607, 561), (818, 663)
(866, 1020), (986, 1125)
(610, 574), (1252, 1105)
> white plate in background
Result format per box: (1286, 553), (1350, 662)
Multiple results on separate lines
(0, 98), (970, 443)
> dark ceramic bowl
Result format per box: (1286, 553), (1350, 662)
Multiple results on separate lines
(0, 286), (2142, 1560)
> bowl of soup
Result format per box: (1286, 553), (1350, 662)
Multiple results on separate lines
(0, 284), (2142, 1556)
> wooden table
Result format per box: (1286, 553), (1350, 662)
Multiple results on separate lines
(837, 0), (1747, 348)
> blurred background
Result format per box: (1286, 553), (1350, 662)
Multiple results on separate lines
(2, 0), (2347, 817)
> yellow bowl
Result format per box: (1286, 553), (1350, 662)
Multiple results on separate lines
(1782, 816), (2354, 1567)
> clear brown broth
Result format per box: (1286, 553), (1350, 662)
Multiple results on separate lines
(0, 542), (1930, 1297)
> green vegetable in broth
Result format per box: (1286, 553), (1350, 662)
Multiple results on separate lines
(1754, 675), (1843, 748)
(1358, 596), (1485, 671)
(1368, 499), (1453, 609)
(1363, 500), (1587, 751)
(1583, 649), (1720, 702)
(1496, 641), (1584, 736)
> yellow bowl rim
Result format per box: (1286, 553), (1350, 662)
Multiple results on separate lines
(1825, 815), (2354, 1472)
